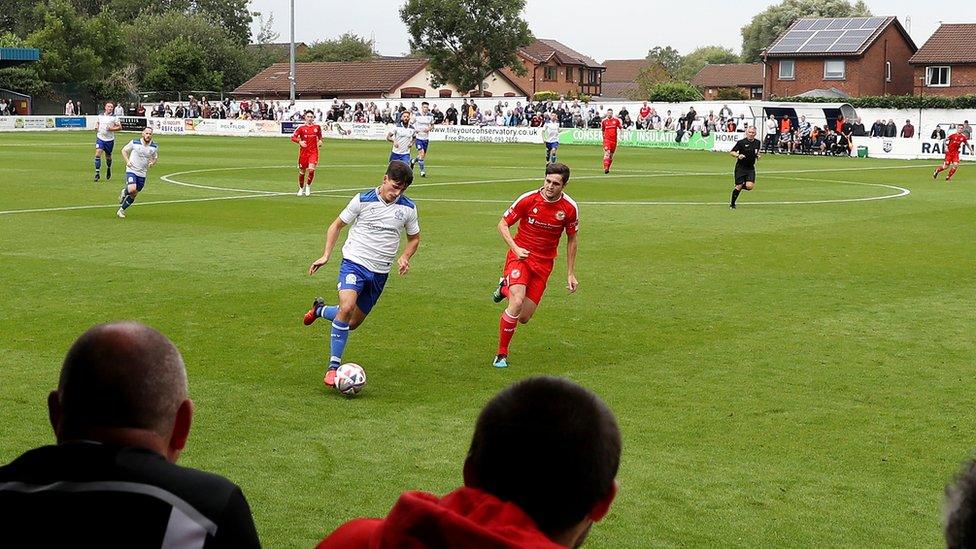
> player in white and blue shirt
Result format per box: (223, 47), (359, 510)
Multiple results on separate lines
(411, 102), (434, 177)
(94, 101), (122, 182)
(116, 127), (158, 218)
(541, 112), (561, 165)
(387, 110), (415, 166)
(303, 161), (421, 388)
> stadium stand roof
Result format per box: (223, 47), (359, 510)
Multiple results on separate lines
(692, 63), (764, 87)
(0, 48), (40, 69)
(520, 39), (604, 68)
(765, 16), (915, 57)
(909, 24), (976, 64)
(233, 58), (429, 96)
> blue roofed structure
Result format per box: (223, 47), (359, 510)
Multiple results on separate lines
(0, 47), (40, 68)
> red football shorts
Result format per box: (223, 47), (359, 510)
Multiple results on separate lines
(503, 251), (554, 305)
(603, 140), (617, 153)
(945, 152), (960, 164)
(299, 150), (319, 168)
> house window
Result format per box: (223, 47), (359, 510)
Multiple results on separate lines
(400, 87), (425, 98)
(566, 67), (574, 82)
(543, 66), (557, 81)
(824, 59), (845, 80)
(585, 69), (599, 84)
(885, 61), (891, 82)
(779, 59), (795, 80)
(438, 89), (452, 98)
(926, 66), (951, 87)
(751, 86), (763, 99)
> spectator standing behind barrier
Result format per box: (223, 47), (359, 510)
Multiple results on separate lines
(0, 322), (261, 548)
(932, 126), (947, 140)
(870, 119), (884, 137)
(764, 114), (778, 152)
(884, 119), (897, 138)
(851, 117), (866, 137)
(318, 376), (620, 548)
(900, 120), (915, 138)
(64, 100), (74, 115)
(962, 121), (972, 139)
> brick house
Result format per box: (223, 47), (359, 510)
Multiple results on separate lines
(500, 39), (605, 97)
(910, 24), (976, 96)
(232, 57), (528, 99)
(600, 59), (663, 99)
(762, 16), (917, 99)
(692, 63), (764, 100)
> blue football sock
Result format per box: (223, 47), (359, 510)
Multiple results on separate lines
(94, 158), (101, 173)
(551, 153), (557, 164)
(121, 195), (135, 210)
(106, 157), (112, 168)
(329, 320), (350, 367)
(316, 305), (339, 321)
(418, 158), (425, 171)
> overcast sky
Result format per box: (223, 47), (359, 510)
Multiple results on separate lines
(247, 0), (958, 60)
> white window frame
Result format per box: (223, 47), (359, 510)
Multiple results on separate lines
(778, 59), (795, 80)
(885, 61), (891, 82)
(926, 66), (951, 87)
(824, 59), (846, 80)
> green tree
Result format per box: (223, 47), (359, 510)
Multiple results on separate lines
(631, 62), (670, 100)
(741, 0), (871, 62)
(674, 46), (739, 82)
(142, 36), (223, 92)
(644, 81), (703, 102)
(298, 33), (375, 62)
(646, 46), (682, 77)
(400, 0), (533, 95)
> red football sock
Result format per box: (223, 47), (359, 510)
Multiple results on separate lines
(497, 310), (518, 356)
(608, 156), (614, 169)
(936, 164), (946, 174)
(603, 157), (610, 171)
(298, 172), (305, 188)
(306, 170), (315, 185)
(948, 167), (957, 179)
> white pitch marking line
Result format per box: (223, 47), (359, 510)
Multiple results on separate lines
(0, 163), (923, 216)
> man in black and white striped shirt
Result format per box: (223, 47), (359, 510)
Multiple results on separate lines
(0, 322), (260, 548)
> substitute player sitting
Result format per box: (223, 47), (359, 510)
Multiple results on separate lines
(601, 109), (623, 174)
(934, 124), (970, 182)
(291, 110), (322, 197)
(387, 111), (415, 166)
(491, 163), (579, 369)
(302, 161), (421, 387)
(411, 102), (433, 177)
(94, 102), (122, 182)
(116, 127), (158, 219)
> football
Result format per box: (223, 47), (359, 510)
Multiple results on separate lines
(335, 363), (367, 396)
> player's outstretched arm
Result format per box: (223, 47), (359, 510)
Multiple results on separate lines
(566, 232), (579, 293)
(397, 232), (420, 275)
(497, 218), (529, 259)
(309, 217), (348, 275)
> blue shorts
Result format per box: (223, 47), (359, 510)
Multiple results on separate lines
(95, 138), (115, 154)
(415, 139), (429, 152)
(337, 259), (388, 315)
(545, 141), (559, 151)
(125, 172), (146, 191)
(389, 152), (411, 165)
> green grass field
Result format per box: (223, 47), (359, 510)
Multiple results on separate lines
(1, 131), (973, 547)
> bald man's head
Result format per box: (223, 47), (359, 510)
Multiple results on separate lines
(56, 322), (188, 439)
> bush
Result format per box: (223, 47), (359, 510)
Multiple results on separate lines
(716, 87), (748, 100)
(533, 90), (559, 101)
(778, 94), (976, 109)
(644, 81), (703, 102)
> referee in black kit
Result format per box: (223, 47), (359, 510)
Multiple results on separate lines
(729, 125), (760, 209)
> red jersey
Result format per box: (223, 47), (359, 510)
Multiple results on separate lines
(291, 123), (322, 151)
(601, 117), (622, 142)
(639, 106), (651, 119)
(947, 132), (969, 155)
(503, 190), (579, 260)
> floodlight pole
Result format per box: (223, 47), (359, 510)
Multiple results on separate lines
(289, 0), (296, 100)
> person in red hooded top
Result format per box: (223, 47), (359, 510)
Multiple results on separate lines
(318, 376), (621, 549)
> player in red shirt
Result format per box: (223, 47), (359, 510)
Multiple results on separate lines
(490, 163), (579, 368)
(934, 124), (970, 182)
(601, 109), (623, 174)
(291, 110), (323, 196)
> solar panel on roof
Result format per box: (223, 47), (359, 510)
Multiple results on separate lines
(809, 19), (829, 30)
(845, 18), (869, 29)
(793, 20), (815, 30)
(864, 17), (886, 29)
(770, 18), (885, 55)
(827, 19), (849, 30)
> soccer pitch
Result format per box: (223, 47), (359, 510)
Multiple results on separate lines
(1, 131), (972, 547)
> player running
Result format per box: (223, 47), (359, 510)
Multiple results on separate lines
(491, 163), (579, 369)
(94, 101), (122, 182)
(934, 124), (970, 182)
(291, 110), (323, 197)
(541, 112), (560, 165)
(601, 109), (623, 174)
(729, 126), (760, 209)
(302, 161), (421, 388)
(387, 111), (415, 166)
(411, 102), (433, 177)
(116, 127), (158, 219)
